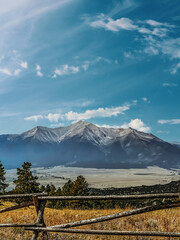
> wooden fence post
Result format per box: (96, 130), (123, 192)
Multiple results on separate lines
(32, 196), (47, 240)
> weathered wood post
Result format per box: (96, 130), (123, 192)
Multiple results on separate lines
(32, 195), (47, 240)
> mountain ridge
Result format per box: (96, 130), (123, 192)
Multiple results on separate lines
(0, 121), (179, 169)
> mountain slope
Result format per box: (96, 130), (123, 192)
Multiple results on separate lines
(0, 121), (179, 169)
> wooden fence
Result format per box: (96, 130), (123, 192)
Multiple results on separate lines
(0, 192), (180, 240)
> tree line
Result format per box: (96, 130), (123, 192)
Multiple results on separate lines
(1, 161), (177, 209)
(0, 161), (92, 208)
(0, 161), (129, 209)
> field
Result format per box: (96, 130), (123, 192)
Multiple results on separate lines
(0, 201), (180, 240)
(6, 166), (180, 190)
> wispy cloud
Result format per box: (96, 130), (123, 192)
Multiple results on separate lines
(24, 102), (136, 123)
(124, 51), (133, 58)
(53, 56), (112, 78)
(89, 14), (137, 32)
(54, 64), (79, 78)
(36, 64), (43, 77)
(158, 119), (180, 125)
(142, 97), (150, 103)
(86, 14), (172, 37)
(170, 63), (180, 74)
(45, 113), (63, 122)
(162, 82), (178, 87)
(0, 67), (12, 76)
(121, 118), (151, 132)
(86, 14), (180, 73)
(0, 0), (73, 32)
(142, 97), (147, 102)
(50, 123), (64, 128)
(146, 19), (173, 27)
(0, 51), (28, 77)
(95, 124), (120, 129)
(24, 115), (43, 122)
(97, 118), (151, 132)
(20, 61), (28, 69)
(14, 69), (22, 76)
(65, 104), (130, 121)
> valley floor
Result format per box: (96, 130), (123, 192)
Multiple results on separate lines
(6, 166), (180, 190)
(0, 202), (179, 240)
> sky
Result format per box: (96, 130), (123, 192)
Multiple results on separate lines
(0, 0), (180, 142)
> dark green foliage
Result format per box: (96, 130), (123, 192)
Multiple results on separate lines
(39, 185), (46, 193)
(71, 175), (89, 196)
(44, 184), (51, 194)
(0, 161), (8, 193)
(62, 180), (74, 196)
(46, 175), (90, 209)
(13, 162), (39, 202)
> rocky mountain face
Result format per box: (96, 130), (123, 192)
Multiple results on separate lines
(0, 121), (180, 169)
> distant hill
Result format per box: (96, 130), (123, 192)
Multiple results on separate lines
(0, 120), (180, 169)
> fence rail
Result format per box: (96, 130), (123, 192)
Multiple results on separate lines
(0, 192), (179, 240)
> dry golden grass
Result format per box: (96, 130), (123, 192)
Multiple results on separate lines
(0, 201), (179, 240)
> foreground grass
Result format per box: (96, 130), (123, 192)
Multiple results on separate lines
(0, 202), (179, 240)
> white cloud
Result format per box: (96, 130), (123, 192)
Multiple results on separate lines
(142, 97), (147, 102)
(36, 64), (41, 71)
(87, 14), (180, 71)
(158, 119), (180, 125)
(14, 68), (22, 76)
(65, 104), (130, 121)
(36, 64), (43, 77)
(24, 115), (43, 122)
(146, 19), (172, 27)
(45, 113), (64, 122)
(55, 64), (79, 76)
(52, 74), (57, 78)
(20, 61), (28, 69)
(124, 51), (133, 58)
(138, 27), (151, 34)
(82, 63), (89, 71)
(50, 123), (64, 128)
(162, 82), (178, 87)
(37, 71), (43, 77)
(25, 101), (136, 123)
(87, 15), (172, 38)
(53, 57), (112, 78)
(170, 63), (180, 74)
(121, 118), (151, 132)
(144, 46), (159, 56)
(0, 67), (12, 76)
(96, 124), (120, 129)
(157, 130), (169, 134)
(156, 38), (180, 59)
(89, 14), (137, 32)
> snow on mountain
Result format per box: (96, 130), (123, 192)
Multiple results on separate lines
(0, 121), (179, 169)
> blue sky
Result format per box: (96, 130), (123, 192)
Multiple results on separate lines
(0, 0), (180, 142)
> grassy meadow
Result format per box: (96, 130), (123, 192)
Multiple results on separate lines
(0, 201), (179, 240)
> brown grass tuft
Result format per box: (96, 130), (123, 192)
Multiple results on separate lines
(0, 202), (179, 240)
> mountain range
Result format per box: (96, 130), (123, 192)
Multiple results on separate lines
(0, 120), (179, 169)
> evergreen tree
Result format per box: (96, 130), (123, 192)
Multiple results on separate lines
(39, 185), (46, 193)
(71, 175), (89, 196)
(13, 162), (39, 194)
(0, 161), (8, 193)
(62, 180), (74, 195)
(45, 184), (51, 194)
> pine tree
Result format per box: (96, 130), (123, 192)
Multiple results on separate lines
(0, 161), (8, 193)
(62, 180), (74, 196)
(39, 185), (46, 193)
(13, 162), (39, 194)
(71, 175), (89, 196)
(45, 184), (51, 194)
